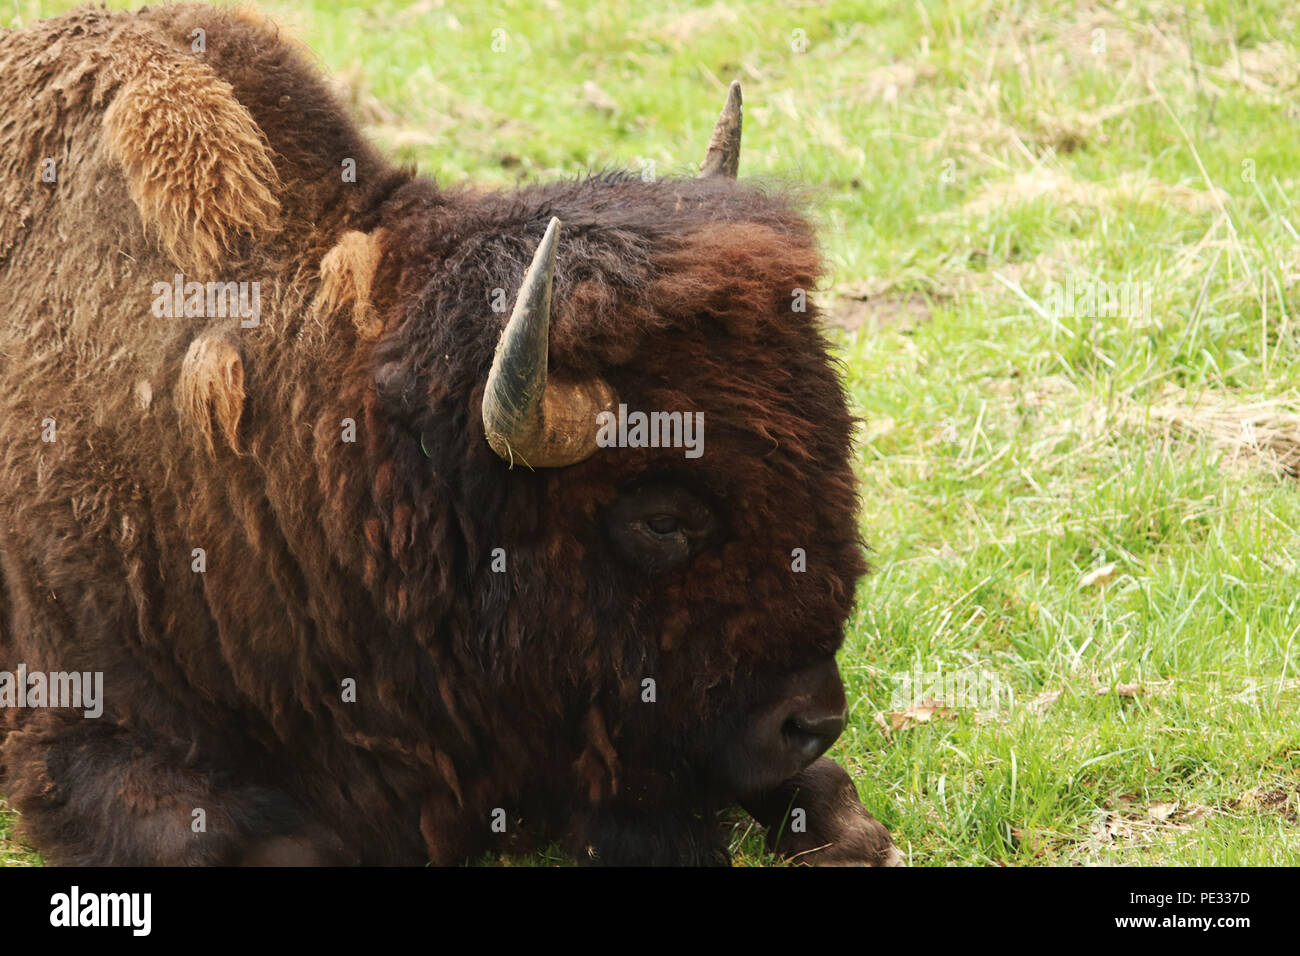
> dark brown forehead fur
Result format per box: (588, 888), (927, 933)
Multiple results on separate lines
(365, 174), (866, 698)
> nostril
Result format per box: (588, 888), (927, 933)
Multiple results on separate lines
(781, 711), (846, 760)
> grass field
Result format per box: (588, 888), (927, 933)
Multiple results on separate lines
(3, 0), (1299, 866)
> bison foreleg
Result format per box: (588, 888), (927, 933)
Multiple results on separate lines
(740, 757), (902, 866)
(2, 716), (345, 865)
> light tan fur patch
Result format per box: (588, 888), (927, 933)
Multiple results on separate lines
(103, 38), (281, 276)
(317, 230), (385, 339)
(178, 331), (245, 454)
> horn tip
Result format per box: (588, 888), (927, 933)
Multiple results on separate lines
(698, 82), (743, 179)
(534, 217), (562, 266)
(540, 216), (562, 249)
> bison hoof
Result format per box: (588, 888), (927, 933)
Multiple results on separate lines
(772, 809), (903, 867)
(742, 756), (903, 867)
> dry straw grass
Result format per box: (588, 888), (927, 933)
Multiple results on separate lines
(1132, 385), (1300, 480)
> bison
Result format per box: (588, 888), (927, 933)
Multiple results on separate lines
(0, 3), (900, 866)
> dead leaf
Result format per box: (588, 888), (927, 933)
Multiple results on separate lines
(1027, 690), (1061, 713)
(1080, 563), (1118, 588)
(1147, 802), (1177, 821)
(884, 699), (955, 731)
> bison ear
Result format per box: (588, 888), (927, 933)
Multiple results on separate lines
(178, 331), (246, 456)
(316, 230), (385, 340)
(103, 39), (281, 276)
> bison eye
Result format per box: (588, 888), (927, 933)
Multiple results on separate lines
(645, 514), (680, 536)
(605, 482), (718, 573)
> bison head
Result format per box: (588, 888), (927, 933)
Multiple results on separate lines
(347, 86), (870, 863)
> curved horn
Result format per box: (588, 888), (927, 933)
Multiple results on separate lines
(481, 217), (617, 468)
(698, 81), (742, 179)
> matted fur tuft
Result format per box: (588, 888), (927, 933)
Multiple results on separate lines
(178, 330), (246, 454)
(316, 230), (385, 338)
(103, 34), (282, 276)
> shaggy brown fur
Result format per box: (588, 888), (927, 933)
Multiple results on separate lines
(102, 29), (282, 276)
(0, 4), (897, 865)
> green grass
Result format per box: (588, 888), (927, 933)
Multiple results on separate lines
(4, 0), (1300, 865)
(0, 798), (40, 866)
